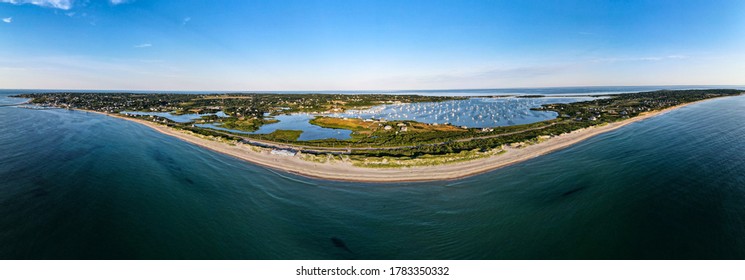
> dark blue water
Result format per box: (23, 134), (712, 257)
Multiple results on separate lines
(1, 89), (745, 259)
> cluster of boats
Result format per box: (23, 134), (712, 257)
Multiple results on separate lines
(332, 97), (594, 128)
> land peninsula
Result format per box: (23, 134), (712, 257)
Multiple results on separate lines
(15, 89), (742, 182)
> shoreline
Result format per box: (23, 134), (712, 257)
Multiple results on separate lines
(77, 98), (715, 182)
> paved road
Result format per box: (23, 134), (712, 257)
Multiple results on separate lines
(222, 121), (563, 154)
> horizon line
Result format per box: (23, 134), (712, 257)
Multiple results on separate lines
(3, 84), (744, 93)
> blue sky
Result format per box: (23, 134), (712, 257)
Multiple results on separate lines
(1, 0), (744, 90)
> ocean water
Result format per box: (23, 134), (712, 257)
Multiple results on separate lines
(1, 89), (745, 259)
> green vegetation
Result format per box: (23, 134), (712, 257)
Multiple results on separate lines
(220, 117), (278, 132)
(15, 91), (459, 117)
(308, 116), (466, 143)
(15, 89), (743, 167)
(258, 130), (303, 142)
(350, 148), (501, 168)
(177, 125), (243, 142)
(309, 116), (372, 131)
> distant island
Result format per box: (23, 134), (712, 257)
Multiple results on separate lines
(14, 89), (743, 182)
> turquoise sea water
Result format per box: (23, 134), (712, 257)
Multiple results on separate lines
(1, 88), (745, 259)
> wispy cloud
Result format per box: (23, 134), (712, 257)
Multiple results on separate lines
(0, 54), (195, 90)
(109, 0), (129, 5)
(473, 65), (566, 79)
(0, 0), (73, 10)
(2, 17), (11, 23)
(591, 55), (689, 63)
(133, 43), (152, 48)
(182, 16), (191, 25)
(363, 64), (571, 90)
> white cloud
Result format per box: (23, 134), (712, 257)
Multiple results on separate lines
(2, 17), (11, 23)
(590, 55), (689, 63)
(110, 0), (129, 5)
(182, 17), (191, 25)
(133, 43), (152, 48)
(0, 0), (73, 10)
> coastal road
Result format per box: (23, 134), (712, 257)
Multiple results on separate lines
(227, 121), (564, 154)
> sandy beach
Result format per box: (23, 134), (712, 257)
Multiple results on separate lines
(81, 100), (707, 182)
